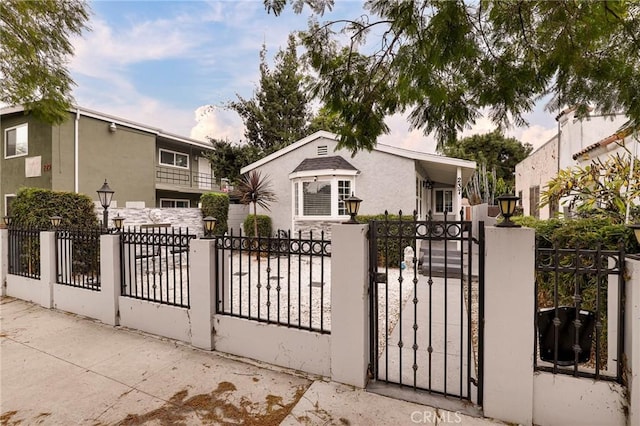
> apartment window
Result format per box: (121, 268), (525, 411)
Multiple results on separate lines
(293, 177), (355, 218)
(4, 194), (16, 217)
(4, 124), (28, 158)
(159, 149), (189, 169)
(435, 189), (453, 213)
(160, 199), (190, 208)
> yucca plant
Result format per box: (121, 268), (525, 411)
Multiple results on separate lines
(237, 170), (276, 238)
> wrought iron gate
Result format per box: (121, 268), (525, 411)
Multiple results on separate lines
(368, 211), (485, 405)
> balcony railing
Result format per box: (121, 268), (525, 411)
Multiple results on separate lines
(155, 166), (231, 192)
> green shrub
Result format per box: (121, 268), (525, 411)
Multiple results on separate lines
(10, 187), (98, 229)
(513, 216), (638, 252)
(200, 192), (229, 235)
(243, 215), (272, 237)
(358, 213), (417, 267)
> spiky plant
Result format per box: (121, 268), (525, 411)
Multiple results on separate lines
(237, 170), (276, 238)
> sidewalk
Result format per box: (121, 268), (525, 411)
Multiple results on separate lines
(0, 297), (503, 425)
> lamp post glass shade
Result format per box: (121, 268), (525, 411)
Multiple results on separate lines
(50, 215), (62, 228)
(203, 216), (217, 236)
(97, 180), (114, 209)
(344, 193), (362, 224)
(112, 214), (124, 230)
(3, 216), (11, 226)
(97, 179), (114, 230)
(496, 194), (521, 227)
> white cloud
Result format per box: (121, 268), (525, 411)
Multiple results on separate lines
(510, 124), (557, 150)
(190, 105), (244, 142)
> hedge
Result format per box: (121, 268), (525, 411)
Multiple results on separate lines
(513, 216), (639, 253)
(10, 187), (98, 229)
(200, 192), (229, 235)
(243, 215), (272, 237)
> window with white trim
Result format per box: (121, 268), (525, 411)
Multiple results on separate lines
(4, 124), (28, 158)
(159, 149), (189, 169)
(160, 198), (190, 208)
(338, 180), (351, 215)
(292, 176), (355, 218)
(435, 189), (453, 213)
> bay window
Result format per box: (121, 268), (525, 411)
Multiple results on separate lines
(292, 177), (355, 219)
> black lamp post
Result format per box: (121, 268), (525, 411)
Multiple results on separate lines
(203, 216), (217, 238)
(343, 193), (363, 224)
(97, 179), (114, 230)
(496, 194), (521, 228)
(50, 215), (62, 229)
(3, 216), (12, 227)
(112, 214), (124, 232)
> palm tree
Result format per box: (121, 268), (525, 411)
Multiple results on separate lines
(237, 170), (276, 238)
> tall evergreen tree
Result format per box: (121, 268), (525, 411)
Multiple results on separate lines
(229, 34), (310, 155)
(0, 0), (90, 124)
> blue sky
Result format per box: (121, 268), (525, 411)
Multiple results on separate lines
(69, 0), (557, 151)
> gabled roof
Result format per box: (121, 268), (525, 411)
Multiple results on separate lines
(240, 130), (476, 184)
(1, 105), (213, 151)
(291, 156), (357, 173)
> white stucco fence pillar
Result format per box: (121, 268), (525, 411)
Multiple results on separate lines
(189, 238), (216, 350)
(483, 226), (535, 425)
(100, 234), (121, 326)
(330, 223), (369, 388)
(625, 258), (640, 426)
(39, 231), (56, 308)
(1, 229), (7, 296)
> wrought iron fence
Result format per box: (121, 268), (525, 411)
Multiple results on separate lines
(534, 242), (625, 382)
(215, 229), (331, 334)
(120, 227), (195, 308)
(55, 228), (103, 290)
(8, 227), (42, 279)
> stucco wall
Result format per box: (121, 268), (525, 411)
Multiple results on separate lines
(249, 136), (416, 233)
(558, 112), (628, 170)
(515, 135), (558, 219)
(78, 115), (156, 208)
(1, 112), (54, 215)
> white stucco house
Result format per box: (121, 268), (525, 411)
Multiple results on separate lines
(240, 131), (476, 235)
(516, 109), (636, 219)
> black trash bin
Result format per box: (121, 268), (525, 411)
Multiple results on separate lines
(537, 306), (596, 366)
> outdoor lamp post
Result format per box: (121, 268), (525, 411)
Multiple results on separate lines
(343, 194), (363, 224)
(97, 179), (114, 230)
(203, 216), (217, 238)
(3, 216), (12, 227)
(496, 194), (521, 228)
(112, 214), (124, 232)
(50, 215), (62, 229)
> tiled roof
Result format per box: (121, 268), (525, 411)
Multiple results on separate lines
(292, 156), (358, 173)
(572, 128), (632, 160)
